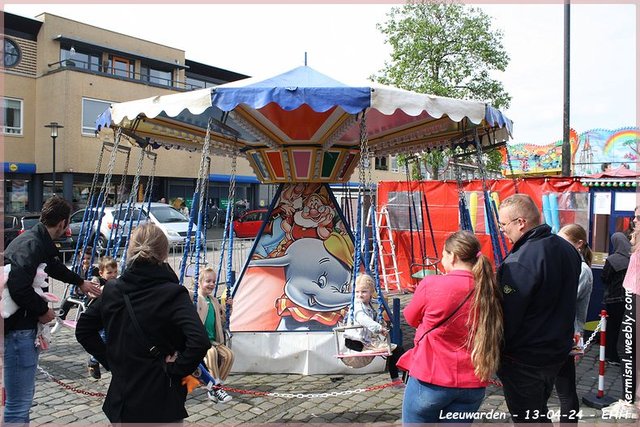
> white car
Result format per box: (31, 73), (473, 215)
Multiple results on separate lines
(121, 202), (204, 246)
(68, 206), (144, 253)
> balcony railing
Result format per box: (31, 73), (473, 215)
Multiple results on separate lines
(47, 59), (203, 91)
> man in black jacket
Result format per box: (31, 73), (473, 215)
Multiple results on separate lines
(3, 196), (102, 424)
(497, 194), (581, 423)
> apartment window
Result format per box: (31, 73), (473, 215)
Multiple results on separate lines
(390, 156), (399, 173)
(82, 98), (111, 135)
(60, 46), (100, 71)
(108, 56), (133, 78)
(374, 156), (389, 171)
(141, 64), (173, 87)
(3, 97), (23, 135)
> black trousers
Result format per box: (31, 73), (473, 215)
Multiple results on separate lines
(605, 301), (625, 362)
(344, 338), (405, 380)
(497, 357), (564, 423)
(554, 356), (579, 423)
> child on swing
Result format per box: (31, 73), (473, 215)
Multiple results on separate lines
(195, 267), (234, 403)
(344, 273), (403, 382)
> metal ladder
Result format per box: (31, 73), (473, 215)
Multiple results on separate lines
(368, 205), (402, 293)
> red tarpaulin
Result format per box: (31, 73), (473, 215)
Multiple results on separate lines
(377, 177), (588, 291)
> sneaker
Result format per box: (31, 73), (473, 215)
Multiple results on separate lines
(206, 390), (218, 403)
(602, 399), (638, 420)
(88, 362), (101, 379)
(214, 388), (232, 403)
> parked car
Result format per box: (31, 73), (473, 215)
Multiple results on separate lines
(3, 212), (74, 251)
(233, 209), (269, 238)
(119, 202), (203, 246)
(68, 206), (147, 253)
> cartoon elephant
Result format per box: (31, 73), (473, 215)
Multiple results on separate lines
(248, 236), (354, 331)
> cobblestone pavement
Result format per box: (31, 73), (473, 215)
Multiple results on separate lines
(24, 291), (635, 425)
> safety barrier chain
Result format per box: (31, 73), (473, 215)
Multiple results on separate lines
(37, 365), (106, 398)
(582, 317), (604, 352)
(225, 381), (401, 399)
(38, 363), (401, 400)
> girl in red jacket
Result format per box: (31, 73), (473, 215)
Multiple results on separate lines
(397, 230), (503, 423)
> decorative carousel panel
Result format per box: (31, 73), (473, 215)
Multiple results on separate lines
(290, 149), (314, 181)
(245, 147), (361, 183)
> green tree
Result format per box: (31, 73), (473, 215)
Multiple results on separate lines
(373, 1), (511, 177)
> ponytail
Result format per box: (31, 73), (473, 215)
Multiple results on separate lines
(467, 253), (504, 381)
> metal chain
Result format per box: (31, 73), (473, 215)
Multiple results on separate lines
(582, 318), (603, 352)
(225, 381), (399, 399)
(116, 145), (132, 205)
(38, 364), (400, 400)
(37, 365), (106, 398)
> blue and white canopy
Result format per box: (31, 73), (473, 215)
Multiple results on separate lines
(96, 66), (512, 182)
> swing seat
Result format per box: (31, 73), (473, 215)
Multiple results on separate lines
(410, 257), (440, 280)
(332, 324), (392, 369)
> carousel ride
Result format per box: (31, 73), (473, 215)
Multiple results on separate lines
(94, 65), (513, 374)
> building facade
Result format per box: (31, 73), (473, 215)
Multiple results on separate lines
(2, 11), (402, 215)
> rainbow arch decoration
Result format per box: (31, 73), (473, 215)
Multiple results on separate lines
(603, 129), (640, 155)
(502, 127), (639, 176)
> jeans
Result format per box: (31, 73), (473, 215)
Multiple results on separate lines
(402, 376), (485, 424)
(497, 357), (564, 423)
(3, 329), (39, 425)
(554, 356), (579, 424)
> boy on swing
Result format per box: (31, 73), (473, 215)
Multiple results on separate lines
(344, 273), (404, 382)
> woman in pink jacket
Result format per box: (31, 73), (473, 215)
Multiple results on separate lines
(397, 230), (503, 423)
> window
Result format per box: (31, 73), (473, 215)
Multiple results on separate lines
(141, 64), (173, 87)
(390, 156), (399, 173)
(185, 76), (217, 90)
(60, 46), (100, 71)
(82, 98), (111, 135)
(2, 97), (23, 135)
(105, 55), (134, 78)
(3, 38), (20, 68)
(375, 156), (389, 171)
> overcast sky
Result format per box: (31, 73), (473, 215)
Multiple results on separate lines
(4, 3), (637, 146)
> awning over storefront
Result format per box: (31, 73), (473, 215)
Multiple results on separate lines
(3, 162), (36, 174)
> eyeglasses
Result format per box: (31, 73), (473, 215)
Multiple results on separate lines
(499, 217), (521, 230)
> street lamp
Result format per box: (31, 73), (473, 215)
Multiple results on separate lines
(44, 122), (63, 195)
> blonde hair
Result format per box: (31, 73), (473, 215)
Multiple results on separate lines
(559, 224), (593, 267)
(444, 230), (503, 381)
(126, 223), (168, 266)
(355, 273), (376, 297)
(98, 256), (117, 271)
(501, 194), (541, 227)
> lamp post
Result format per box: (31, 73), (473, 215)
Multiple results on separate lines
(44, 122), (63, 195)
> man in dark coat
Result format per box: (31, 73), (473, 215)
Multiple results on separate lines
(3, 196), (102, 424)
(497, 194), (581, 423)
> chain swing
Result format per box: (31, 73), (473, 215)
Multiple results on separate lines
(111, 146), (150, 271)
(180, 118), (213, 289)
(334, 111), (392, 369)
(119, 149), (158, 271)
(104, 141), (132, 256)
(473, 130), (506, 265)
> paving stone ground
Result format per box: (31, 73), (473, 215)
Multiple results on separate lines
(19, 290), (634, 425)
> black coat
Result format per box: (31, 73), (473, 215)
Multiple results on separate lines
(498, 224), (581, 366)
(76, 261), (210, 423)
(4, 222), (83, 332)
